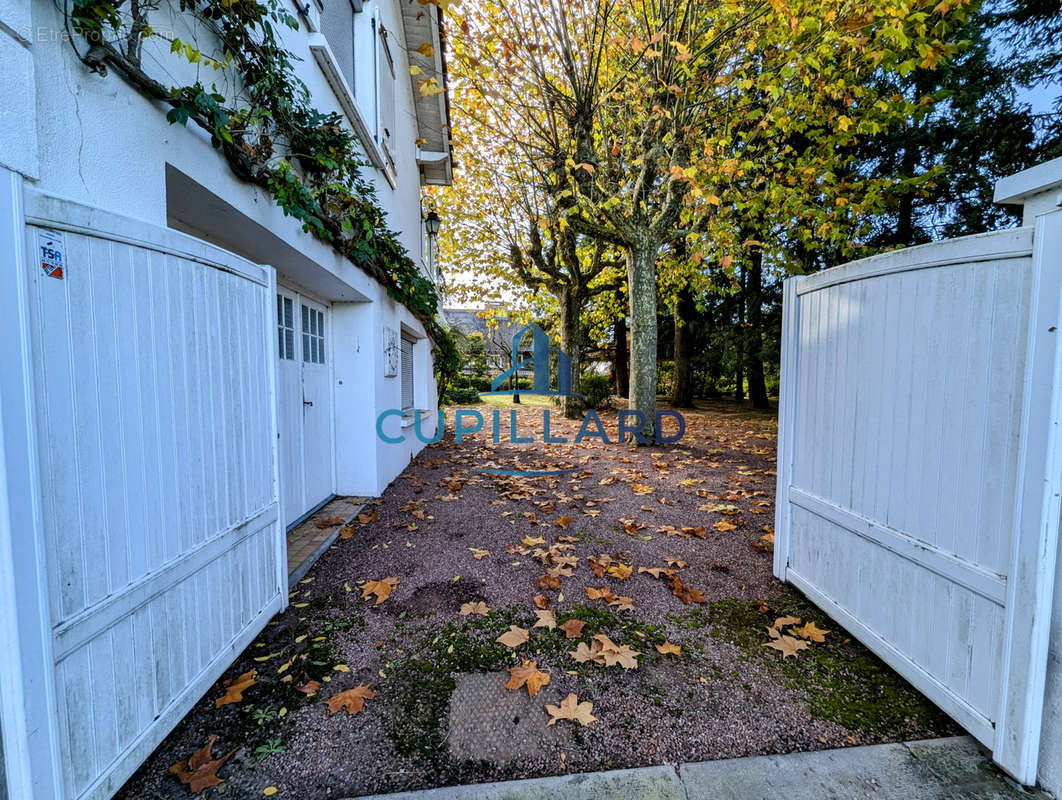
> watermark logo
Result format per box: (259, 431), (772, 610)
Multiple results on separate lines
(376, 323), (685, 476)
(480, 323), (582, 399)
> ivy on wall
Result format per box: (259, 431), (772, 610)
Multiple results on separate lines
(67, 0), (459, 385)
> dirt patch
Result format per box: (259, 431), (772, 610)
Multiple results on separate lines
(393, 580), (487, 617)
(117, 400), (958, 800)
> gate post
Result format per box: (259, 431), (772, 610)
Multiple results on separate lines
(0, 167), (63, 797)
(773, 276), (802, 581)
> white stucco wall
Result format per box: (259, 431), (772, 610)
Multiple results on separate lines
(19, 0), (440, 497)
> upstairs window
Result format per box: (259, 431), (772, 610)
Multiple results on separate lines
(377, 20), (396, 170)
(319, 0), (356, 88)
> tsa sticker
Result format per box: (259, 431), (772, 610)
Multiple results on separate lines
(38, 229), (66, 279)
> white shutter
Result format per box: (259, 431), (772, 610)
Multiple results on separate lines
(401, 334), (414, 410)
(377, 18), (396, 168)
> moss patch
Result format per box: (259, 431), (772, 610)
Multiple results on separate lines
(381, 604), (667, 769)
(673, 591), (959, 741)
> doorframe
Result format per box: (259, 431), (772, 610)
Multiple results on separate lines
(276, 281), (337, 523)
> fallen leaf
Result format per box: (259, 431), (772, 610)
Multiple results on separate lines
(792, 621), (830, 642)
(325, 684), (377, 715)
(559, 619), (585, 639)
(713, 520), (739, 532)
(638, 566), (676, 579)
(570, 635), (639, 669)
(569, 641), (597, 663)
(360, 577), (399, 605)
(555, 516), (573, 529)
(496, 625), (530, 648)
(537, 574), (562, 590)
(545, 693), (596, 726)
(533, 609), (557, 629)
(667, 575), (707, 605)
(656, 641), (682, 656)
(470, 548), (490, 560)
(296, 679), (321, 695)
(762, 635), (809, 659)
(505, 659), (551, 697)
(533, 594), (549, 609)
(215, 670), (256, 707)
(605, 563), (632, 580)
(771, 615), (802, 630)
(314, 516), (346, 529)
(170, 735), (234, 793)
(459, 601), (489, 616)
(523, 535), (545, 547)
(593, 634), (640, 668)
(585, 586), (616, 602)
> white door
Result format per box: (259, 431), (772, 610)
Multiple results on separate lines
(299, 298), (333, 513)
(276, 288), (333, 527)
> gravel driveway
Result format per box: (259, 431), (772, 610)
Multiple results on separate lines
(119, 400), (957, 799)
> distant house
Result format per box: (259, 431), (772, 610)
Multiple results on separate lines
(445, 307), (531, 376)
(0, 1), (452, 797)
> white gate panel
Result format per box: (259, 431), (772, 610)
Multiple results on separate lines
(22, 194), (285, 800)
(775, 226), (1062, 783)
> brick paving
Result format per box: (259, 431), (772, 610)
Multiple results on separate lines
(286, 496), (369, 579)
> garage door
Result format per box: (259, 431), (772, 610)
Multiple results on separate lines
(21, 192), (286, 799)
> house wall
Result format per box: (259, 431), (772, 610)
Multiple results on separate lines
(0, 1), (442, 795)
(18, 0), (439, 504)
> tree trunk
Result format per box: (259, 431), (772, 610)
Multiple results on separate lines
(627, 243), (658, 442)
(734, 267), (745, 401)
(744, 245), (770, 409)
(671, 283), (696, 407)
(614, 294), (629, 398)
(558, 286), (582, 418)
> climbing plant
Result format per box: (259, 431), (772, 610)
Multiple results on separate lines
(65, 0), (459, 384)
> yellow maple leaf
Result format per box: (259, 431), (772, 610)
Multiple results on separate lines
(545, 693), (596, 726)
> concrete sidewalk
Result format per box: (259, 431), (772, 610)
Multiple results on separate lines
(352, 737), (1052, 800)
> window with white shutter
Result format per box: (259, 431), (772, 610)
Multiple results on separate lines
(377, 19), (396, 172)
(401, 334), (415, 411)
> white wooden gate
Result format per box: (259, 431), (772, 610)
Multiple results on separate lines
(775, 218), (1062, 784)
(6, 188), (286, 799)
